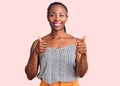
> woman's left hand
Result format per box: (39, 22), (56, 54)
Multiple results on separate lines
(77, 36), (87, 54)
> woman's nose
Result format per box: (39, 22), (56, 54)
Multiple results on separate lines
(55, 15), (59, 21)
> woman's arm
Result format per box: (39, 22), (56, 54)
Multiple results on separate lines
(25, 40), (39, 80)
(76, 53), (88, 77)
(75, 37), (88, 77)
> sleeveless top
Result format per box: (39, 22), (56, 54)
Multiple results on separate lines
(37, 38), (79, 84)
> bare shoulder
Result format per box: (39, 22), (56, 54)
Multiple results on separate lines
(41, 34), (51, 41)
(67, 34), (82, 40)
(66, 34), (75, 39)
(66, 34), (82, 44)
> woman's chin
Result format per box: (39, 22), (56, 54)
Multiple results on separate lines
(52, 26), (63, 31)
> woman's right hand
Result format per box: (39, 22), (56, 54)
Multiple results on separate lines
(33, 36), (47, 55)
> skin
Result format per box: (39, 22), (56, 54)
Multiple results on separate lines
(25, 4), (88, 80)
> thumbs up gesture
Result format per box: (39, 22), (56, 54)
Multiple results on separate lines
(35, 36), (47, 54)
(77, 36), (87, 54)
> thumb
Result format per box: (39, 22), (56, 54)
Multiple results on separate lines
(38, 36), (42, 42)
(81, 35), (86, 42)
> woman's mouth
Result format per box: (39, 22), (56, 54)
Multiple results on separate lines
(53, 22), (62, 27)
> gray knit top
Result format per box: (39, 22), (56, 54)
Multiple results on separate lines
(37, 41), (79, 84)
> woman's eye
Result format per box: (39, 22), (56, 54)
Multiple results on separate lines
(60, 14), (64, 17)
(49, 14), (55, 17)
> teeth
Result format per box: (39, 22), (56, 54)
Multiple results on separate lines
(54, 23), (61, 27)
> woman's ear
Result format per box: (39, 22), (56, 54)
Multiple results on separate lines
(65, 15), (68, 21)
(66, 14), (68, 17)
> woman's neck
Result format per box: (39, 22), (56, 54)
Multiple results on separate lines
(50, 30), (67, 39)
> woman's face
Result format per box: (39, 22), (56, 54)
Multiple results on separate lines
(48, 4), (68, 31)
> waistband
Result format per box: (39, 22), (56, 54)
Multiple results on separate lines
(40, 80), (79, 86)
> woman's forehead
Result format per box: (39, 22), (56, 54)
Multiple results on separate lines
(49, 4), (66, 12)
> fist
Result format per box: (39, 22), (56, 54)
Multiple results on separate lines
(35, 36), (47, 54)
(77, 36), (87, 54)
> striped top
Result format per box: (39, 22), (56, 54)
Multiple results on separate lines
(37, 40), (79, 84)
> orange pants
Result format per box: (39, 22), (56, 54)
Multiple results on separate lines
(40, 80), (79, 86)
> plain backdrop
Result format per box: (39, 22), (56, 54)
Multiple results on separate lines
(0, 0), (120, 86)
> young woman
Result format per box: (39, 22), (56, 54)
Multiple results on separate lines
(25, 2), (88, 86)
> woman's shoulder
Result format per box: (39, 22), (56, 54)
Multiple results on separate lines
(66, 34), (82, 45)
(67, 34), (82, 41)
(41, 34), (52, 41)
(67, 34), (80, 38)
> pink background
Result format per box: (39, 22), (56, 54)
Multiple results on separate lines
(0, 0), (120, 86)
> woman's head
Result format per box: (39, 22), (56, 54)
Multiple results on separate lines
(47, 2), (68, 33)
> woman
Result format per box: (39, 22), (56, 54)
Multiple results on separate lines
(25, 2), (88, 86)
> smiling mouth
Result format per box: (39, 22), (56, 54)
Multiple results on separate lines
(53, 22), (62, 27)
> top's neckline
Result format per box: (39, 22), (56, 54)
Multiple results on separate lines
(47, 44), (76, 50)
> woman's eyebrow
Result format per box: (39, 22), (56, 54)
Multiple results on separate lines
(49, 11), (56, 14)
